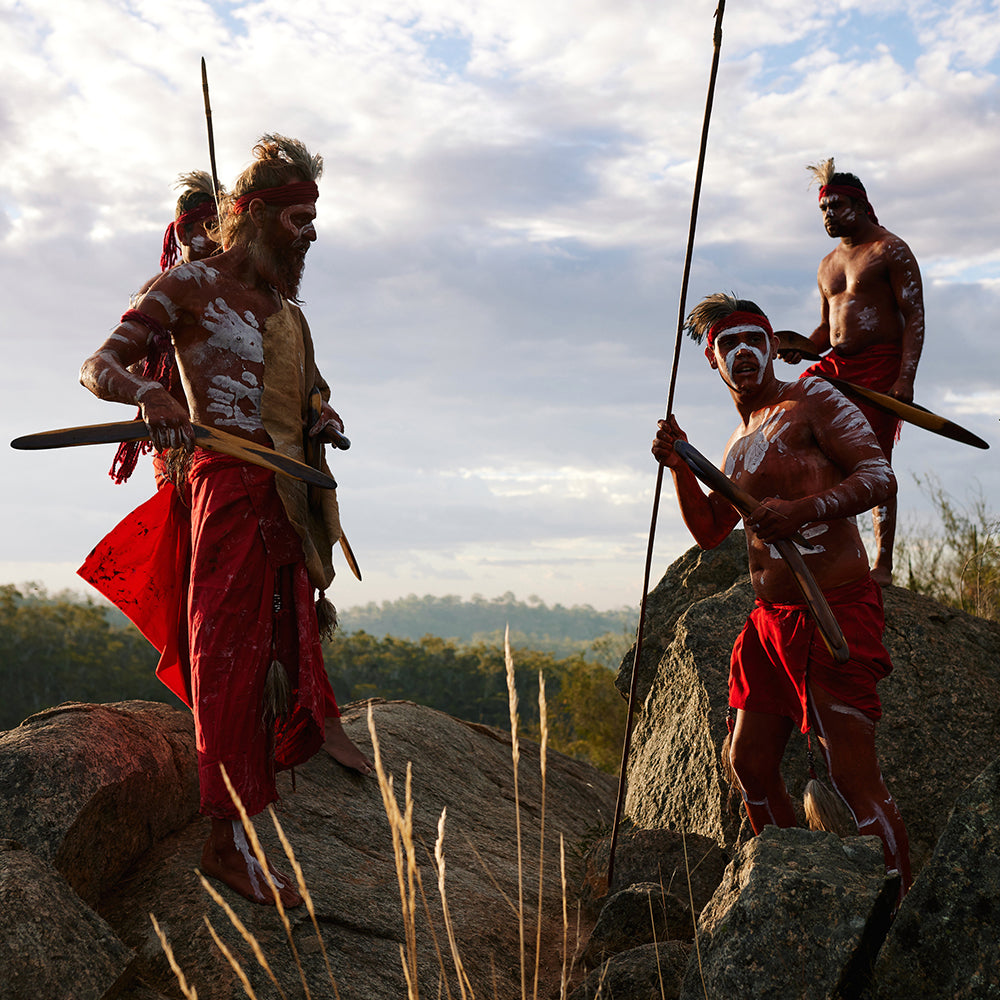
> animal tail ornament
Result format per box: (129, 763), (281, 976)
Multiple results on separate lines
(802, 733), (857, 837)
(315, 593), (338, 641)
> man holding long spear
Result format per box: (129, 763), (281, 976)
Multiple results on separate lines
(79, 134), (372, 907)
(653, 292), (911, 893)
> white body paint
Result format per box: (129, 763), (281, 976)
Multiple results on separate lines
(194, 298), (265, 433)
(717, 324), (771, 388)
(742, 407), (790, 473)
(231, 820), (286, 898)
(173, 260), (219, 287)
(144, 290), (180, 325)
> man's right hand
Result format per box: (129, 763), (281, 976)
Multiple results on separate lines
(139, 387), (195, 451)
(652, 416), (689, 470)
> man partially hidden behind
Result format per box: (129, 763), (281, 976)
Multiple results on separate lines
(782, 158), (925, 587)
(653, 293), (911, 893)
(80, 135), (372, 908)
(110, 170), (224, 486)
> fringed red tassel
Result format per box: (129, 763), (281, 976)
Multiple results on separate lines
(108, 310), (178, 484)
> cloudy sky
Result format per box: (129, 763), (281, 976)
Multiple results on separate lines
(2, 0), (998, 614)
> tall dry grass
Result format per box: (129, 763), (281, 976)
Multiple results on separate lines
(152, 631), (682, 998)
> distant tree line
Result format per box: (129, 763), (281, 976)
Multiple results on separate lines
(323, 631), (626, 772)
(0, 583), (178, 731)
(339, 591), (638, 662)
(0, 585), (627, 772)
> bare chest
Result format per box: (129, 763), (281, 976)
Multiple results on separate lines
(821, 244), (890, 301)
(172, 286), (280, 436)
(723, 404), (824, 501)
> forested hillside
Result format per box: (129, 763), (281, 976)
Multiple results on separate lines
(1, 585), (627, 771)
(339, 591), (638, 660)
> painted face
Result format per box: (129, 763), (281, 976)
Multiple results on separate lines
(179, 219), (220, 263)
(819, 193), (858, 237)
(709, 325), (772, 388)
(254, 201), (317, 301)
(278, 203), (317, 249)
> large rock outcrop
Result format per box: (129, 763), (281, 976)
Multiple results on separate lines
(872, 756), (1000, 998)
(616, 533), (1000, 874)
(677, 828), (897, 1000)
(0, 698), (617, 1000)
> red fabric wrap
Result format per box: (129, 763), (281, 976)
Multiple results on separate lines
(706, 310), (773, 349)
(78, 450), (339, 819)
(818, 183), (879, 225)
(729, 574), (892, 734)
(160, 201), (218, 271)
(800, 342), (902, 457)
(109, 310), (177, 484)
(231, 181), (319, 215)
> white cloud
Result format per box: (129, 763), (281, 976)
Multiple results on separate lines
(1, 0), (998, 611)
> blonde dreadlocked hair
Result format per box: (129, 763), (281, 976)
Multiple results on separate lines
(685, 292), (769, 345)
(219, 133), (324, 249)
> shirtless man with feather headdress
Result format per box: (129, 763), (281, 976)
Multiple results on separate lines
(781, 158), (925, 587)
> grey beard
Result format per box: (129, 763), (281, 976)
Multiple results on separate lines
(249, 240), (306, 303)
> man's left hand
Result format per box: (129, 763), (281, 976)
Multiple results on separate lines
(886, 377), (914, 403)
(308, 402), (345, 440)
(746, 497), (812, 544)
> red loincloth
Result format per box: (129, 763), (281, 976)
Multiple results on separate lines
(79, 450), (339, 818)
(801, 343), (902, 459)
(729, 574), (892, 734)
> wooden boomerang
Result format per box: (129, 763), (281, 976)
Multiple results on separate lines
(11, 420), (338, 490)
(774, 329), (824, 361)
(823, 378), (989, 450)
(673, 439), (850, 664)
(306, 388), (362, 581)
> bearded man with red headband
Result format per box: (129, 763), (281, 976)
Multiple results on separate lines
(781, 158), (925, 587)
(79, 135), (371, 908)
(653, 292), (911, 894)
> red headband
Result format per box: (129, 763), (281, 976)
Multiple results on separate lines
(706, 310), (773, 349)
(818, 183), (879, 225)
(160, 201), (218, 271)
(231, 180), (319, 215)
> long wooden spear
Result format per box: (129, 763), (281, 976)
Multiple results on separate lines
(606, 1), (727, 891)
(200, 57), (223, 221)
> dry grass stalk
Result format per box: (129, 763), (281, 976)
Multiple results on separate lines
(681, 831), (707, 1000)
(462, 835), (517, 915)
(150, 913), (199, 1000)
(368, 704), (423, 998)
(203, 916), (259, 1000)
(218, 764), (312, 1000)
(646, 892), (666, 1000)
(531, 672), (548, 1000)
(503, 625), (527, 1000)
(196, 872), (288, 1000)
(559, 835), (568, 1000)
(433, 808), (476, 1000)
(267, 806), (343, 1000)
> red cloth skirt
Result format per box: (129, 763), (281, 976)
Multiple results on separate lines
(801, 342), (902, 459)
(79, 450), (339, 818)
(729, 574), (893, 733)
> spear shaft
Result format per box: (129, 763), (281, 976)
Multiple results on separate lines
(200, 57), (222, 220)
(606, 0), (727, 891)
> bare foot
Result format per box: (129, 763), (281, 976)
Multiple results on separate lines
(201, 819), (302, 908)
(871, 564), (894, 588)
(323, 715), (374, 776)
